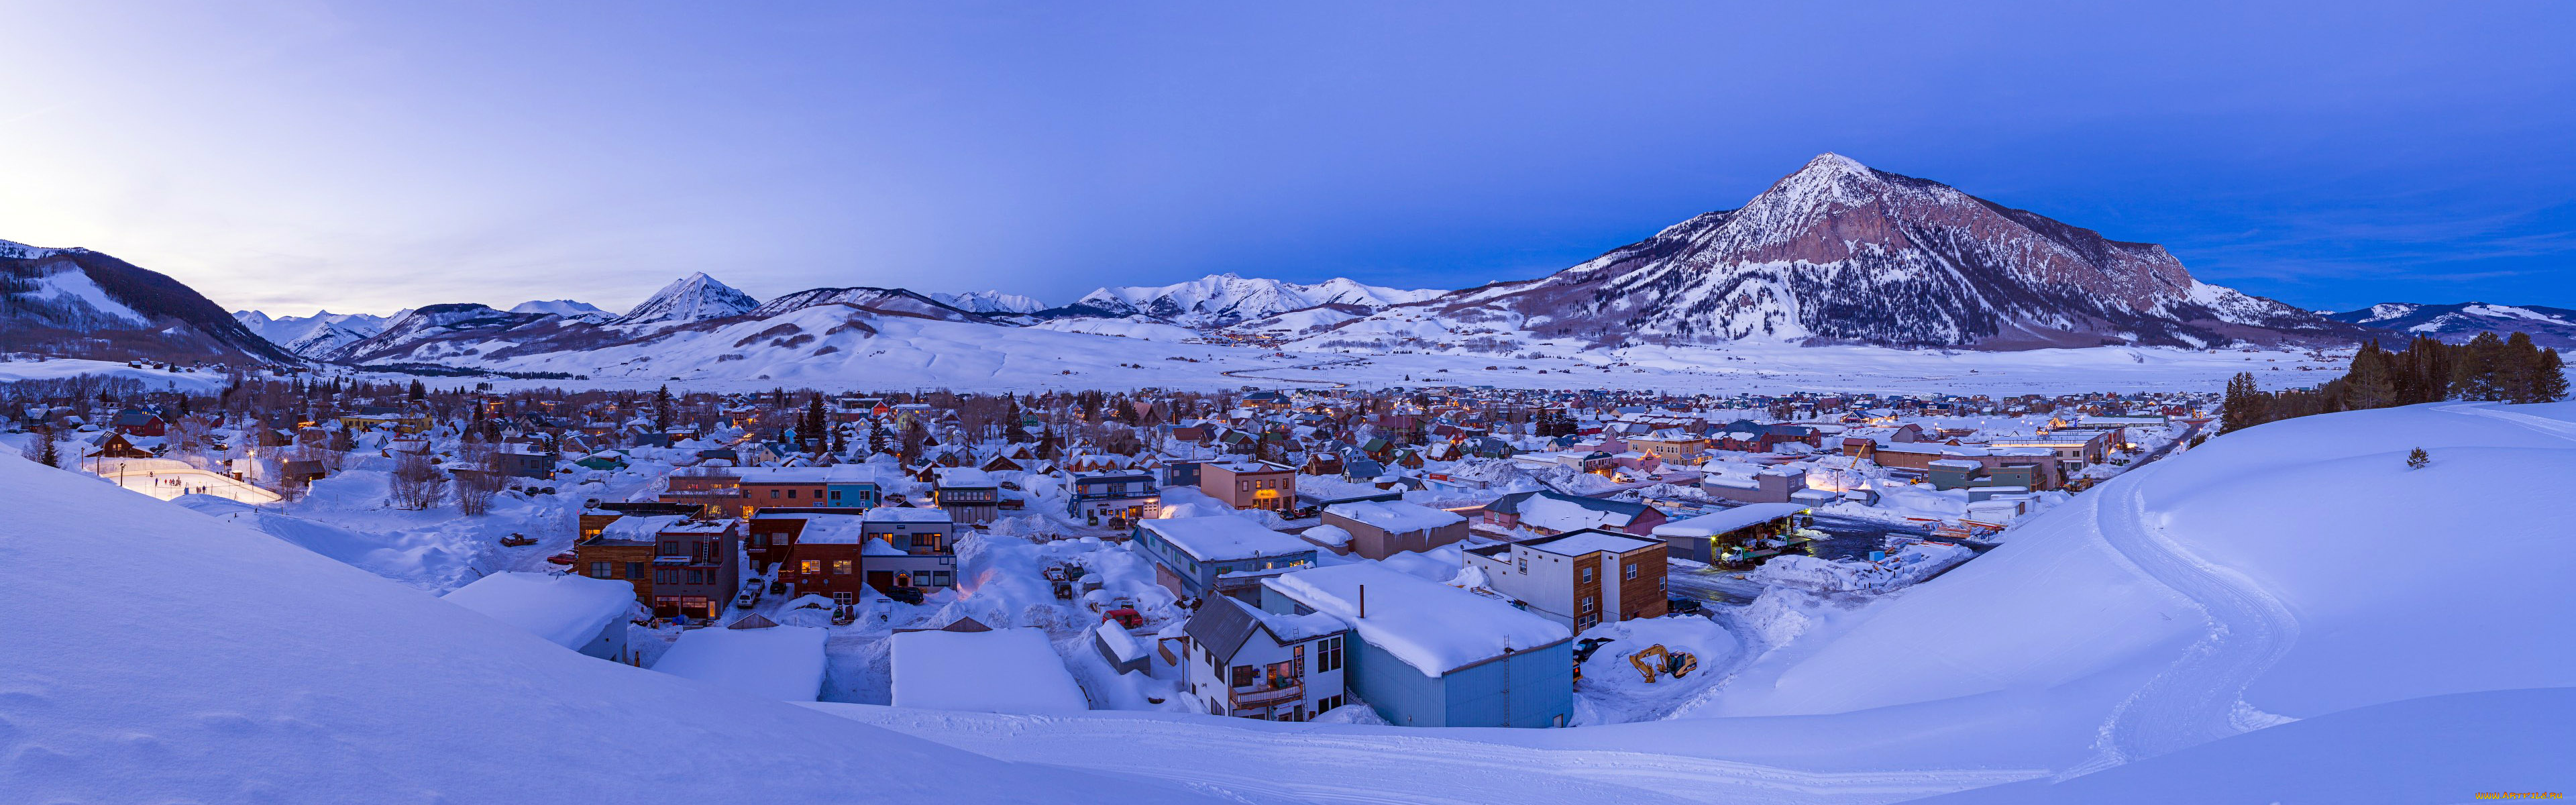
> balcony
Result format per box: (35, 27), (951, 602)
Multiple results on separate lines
(1229, 681), (1303, 708)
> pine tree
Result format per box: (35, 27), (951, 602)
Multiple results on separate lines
(2502, 332), (2544, 403)
(2343, 341), (2396, 410)
(2454, 331), (2508, 401)
(2219, 372), (2269, 434)
(653, 385), (673, 430)
(2532, 348), (2570, 403)
(2406, 447), (2429, 469)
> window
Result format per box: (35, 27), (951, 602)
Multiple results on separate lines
(588, 561), (611, 578)
(686, 569), (708, 584)
(829, 490), (841, 500)
(1580, 566), (1594, 584)
(1516, 554), (1527, 574)
(833, 592), (855, 604)
(1580, 595), (1595, 613)
(799, 559), (822, 575)
(659, 540), (680, 555)
(1625, 563), (1638, 580)
(832, 559), (853, 575)
(787, 489), (798, 498)
(769, 489), (780, 498)
(1232, 665), (1256, 688)
(654, 569), (680, 584)
(1317, 637), (1344, 672)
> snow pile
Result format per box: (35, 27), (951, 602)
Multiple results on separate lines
(889, 627), (1089, 713)
(1746, 541), (1971, 594)
(1267, 563), (1567, 677)
(440, 572), (636, 649)
(653, 626), (830, 701)
(1323, 500), (1464, 532)
(1299, 522), (1352, 549)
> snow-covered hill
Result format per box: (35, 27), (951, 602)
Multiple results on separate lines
(613, 272), (757, 325)
(1068, 274), (1442, 327)
(0, 450), (1223, 804)
(748, 286), (992, 323)
(2324, 301), (2576, 348)
(508, 299), (612, 321)
(1302, 154), (2373, 352)
(1, 238), (296, 363)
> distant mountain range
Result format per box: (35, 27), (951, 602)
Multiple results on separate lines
(2323, 302), (2576, 349)
(11, 154), (2567, 376)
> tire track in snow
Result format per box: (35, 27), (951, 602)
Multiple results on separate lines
(2066, 462), (2300, 777)
(2435, 402), (2576, 442)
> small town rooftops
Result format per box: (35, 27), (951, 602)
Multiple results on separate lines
(1265, 563), (1568, 678)
(1322, 500), (1464, 533)
(1183, 595), (1345, 663)
(933, 467), (995, 486)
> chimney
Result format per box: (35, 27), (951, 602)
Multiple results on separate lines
(1357, 584), (1366, 619)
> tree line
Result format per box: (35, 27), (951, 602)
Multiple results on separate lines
(2221, 333), (2568, 433)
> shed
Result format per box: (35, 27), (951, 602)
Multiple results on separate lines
(441, 572), (637, 663)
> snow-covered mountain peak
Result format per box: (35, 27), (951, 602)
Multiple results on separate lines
(1072, 274), (1441, 327)
(616, 273), (757, 325)
(0, 238), (85, 261)
(510, 299), (610, 319)
(931, 290), (1046, 315)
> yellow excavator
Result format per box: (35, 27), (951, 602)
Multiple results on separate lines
(1629, 644), (1699, 683)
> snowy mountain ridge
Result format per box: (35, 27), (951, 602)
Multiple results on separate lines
(932, 290), (1046, 315)
(614, 272), (758, 326)
(1070, 273), (1444, 327)
(2323, 301), (2576, 348)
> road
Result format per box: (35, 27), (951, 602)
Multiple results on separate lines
(1220, 356), (1367, 388)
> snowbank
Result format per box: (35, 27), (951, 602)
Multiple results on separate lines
(441, 572), (636, 649)
(653, 627), (830, 701)
(890, 627), (1089, 713)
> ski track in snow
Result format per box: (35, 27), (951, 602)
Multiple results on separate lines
(836, 710), (2041, 805)
(2435, 401), (2576, 442)
(2067, 462), (2300, 777)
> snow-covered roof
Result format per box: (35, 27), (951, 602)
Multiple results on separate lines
(651, 627), (828, 701)
(1652, 503), (1809, 538)
(790, 515), (870, 543)
(1322, 500), (1464, 533)
(1300, 523), (1352, 547)
(934, 467), (994, 487)
(1521, 530), (1659, 557)
(861, 506), (953, 524)
(597, 514), (686, 541)
(890, 627), (1088, 713)
(1265, 563), (1568, 678)
(439, 572), (635, 650)
(1139, 515), (1313, 561)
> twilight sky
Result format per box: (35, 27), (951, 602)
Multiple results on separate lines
(2, 1), (2571, 317)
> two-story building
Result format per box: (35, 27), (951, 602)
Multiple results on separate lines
(933, 468), (1000, 526)
(648, 518), (743, 621)
(1259, 563), (1572, 728)
(735, 466), (891, 511)
(1182, 594), (1350, 721)
(858, 506), (959, 592)
(1133, 515), (1318, 601)
(1066, 471), (1161, 527)
(1464, 529), (1668, 632)
(774, 513), (871, 604)
(1199, 460), (1298, 515)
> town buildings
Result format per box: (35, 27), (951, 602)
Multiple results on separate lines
(1464, 529), (1668, 631)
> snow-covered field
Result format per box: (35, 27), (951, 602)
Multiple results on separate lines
(0, 357), (231, 392)
(7, 400), (2568, 802)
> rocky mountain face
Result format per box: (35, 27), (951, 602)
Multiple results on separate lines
(235, 310), (404, 360)
(1, 239), (296, 364)
(508, 299), (612, 321)
(1325, 154), (2372, 350)
(2326, 303), (2576, 349)
(1063, 274), (1443, 327)
(614, 272), (757, 326)
(748, 287), (994, 323)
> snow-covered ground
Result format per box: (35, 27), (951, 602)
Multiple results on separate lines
(0, 356), (231, 392)
(89, 457), (280, 502)
(8, 400), (2569, 802)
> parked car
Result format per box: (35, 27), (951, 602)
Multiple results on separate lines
(733, 582), (763, 609)
(545, 551), (578, 566)
(1666, 597), (1705, 614)
(882, 586), (925, 606)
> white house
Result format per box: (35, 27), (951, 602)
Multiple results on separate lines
(440, 572), (638, 663)
(1181, 594), (1350, 720)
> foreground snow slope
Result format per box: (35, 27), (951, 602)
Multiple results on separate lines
(0, 453), (1217, 804)
(1696, 401), (2576, 762)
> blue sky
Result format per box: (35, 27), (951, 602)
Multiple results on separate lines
(1, 1), (2569, 316)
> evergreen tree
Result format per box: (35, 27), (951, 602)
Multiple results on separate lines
(869, 422), (889, 456)
(2406, 447), (2429, 469)
(2453, 331), (2508, 400)
(2532, 349), (2571, 403)
(2502, 332), (2546, 403)
(804, 394), (828, 450)
(2343, 341), (2396, 409)
(2218, 372), (2266, 434)
(653, 385), (673, 430)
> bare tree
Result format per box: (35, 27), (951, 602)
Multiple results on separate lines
(453, 439), (505, 515)
(389, 451), (449, 510)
